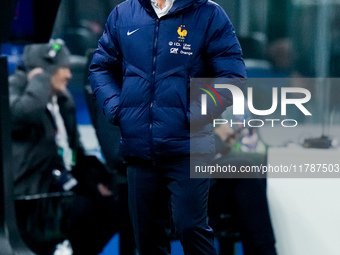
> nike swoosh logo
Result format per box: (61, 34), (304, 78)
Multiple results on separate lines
(127, 28), (140, 36)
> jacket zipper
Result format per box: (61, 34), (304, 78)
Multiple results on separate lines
(150, 18), (160, 166)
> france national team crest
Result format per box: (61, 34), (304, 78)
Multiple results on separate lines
(177, 25), (187, 42)
(169, 25), (193, 56)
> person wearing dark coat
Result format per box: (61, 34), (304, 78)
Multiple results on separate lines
(9, 41), (78, 196)
(89, 0), (247, 254)
(9, 40), (119, 255)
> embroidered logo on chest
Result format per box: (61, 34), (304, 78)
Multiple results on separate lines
(168, 25), (193, 56)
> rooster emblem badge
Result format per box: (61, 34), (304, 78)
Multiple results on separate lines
(177, 25), (188, 41)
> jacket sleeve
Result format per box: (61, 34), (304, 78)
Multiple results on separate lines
(9, 70), (52, 127)
(88, 7), (123, 125)
(189, 5), (247, 128)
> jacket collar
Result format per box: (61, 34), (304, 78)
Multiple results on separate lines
(137, 0), (207, 18)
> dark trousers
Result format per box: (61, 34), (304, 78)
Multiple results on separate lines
(127, 156), (217, 255)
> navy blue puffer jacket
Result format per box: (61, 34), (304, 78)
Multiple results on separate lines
(89, 0), (246, 161)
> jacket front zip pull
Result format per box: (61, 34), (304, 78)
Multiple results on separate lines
(149, 18), (160, 161)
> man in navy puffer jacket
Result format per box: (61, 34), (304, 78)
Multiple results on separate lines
(89, 0), (246, 254)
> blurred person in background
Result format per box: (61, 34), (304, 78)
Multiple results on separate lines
(267, 38), (295, 78)
(9, 40), (119, 255)
(209, 124), (277, 255)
